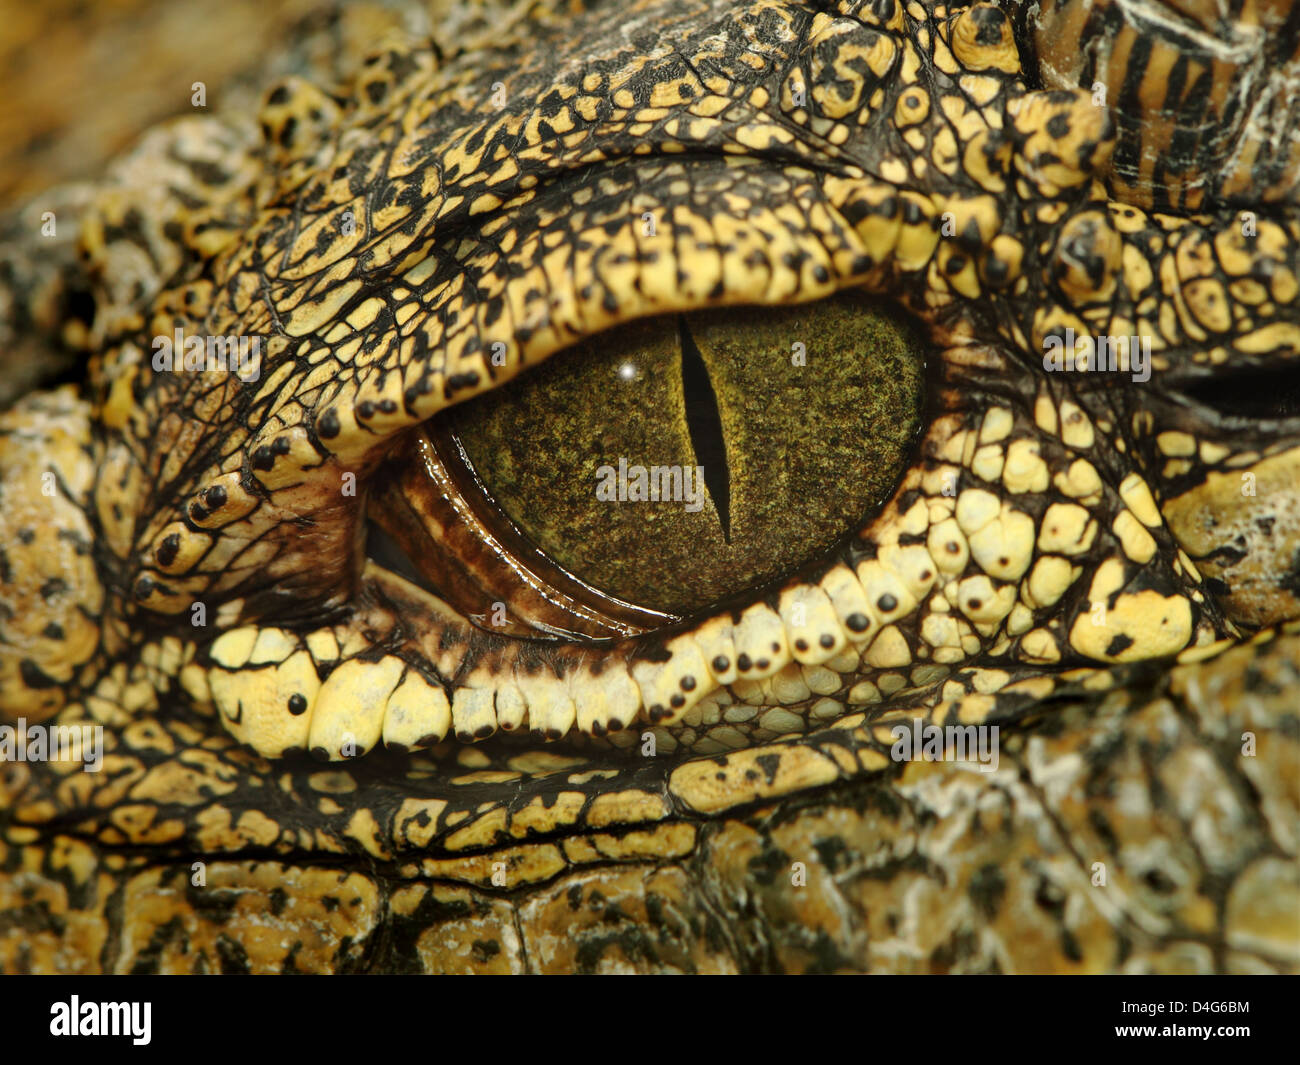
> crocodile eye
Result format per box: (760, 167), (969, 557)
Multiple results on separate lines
(368, 292), (925, 633)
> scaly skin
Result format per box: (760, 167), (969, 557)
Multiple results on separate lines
(0, 0), (1297, 972)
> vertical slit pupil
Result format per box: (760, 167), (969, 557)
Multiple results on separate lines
(677, 315), (732, 543)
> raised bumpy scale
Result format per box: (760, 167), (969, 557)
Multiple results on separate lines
(0, 0), (1297, 973)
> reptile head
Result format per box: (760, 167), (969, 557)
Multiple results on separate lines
(1, 0), (1297, 972)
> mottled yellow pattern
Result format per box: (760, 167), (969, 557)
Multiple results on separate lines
(0, 0), (1296, 973)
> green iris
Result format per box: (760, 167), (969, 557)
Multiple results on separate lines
(449, 291), (926, 614)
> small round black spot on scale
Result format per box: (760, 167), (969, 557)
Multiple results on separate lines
(134, 576), (156, 600)
(819, 633), (835, 649)
(712, 655), (730, 673)
(500, 720), (515, 731)
(756, 658), (770, 671)
(357, 400), (376, 419)
(205, 484), (228, 509)
(378, 399), (397, 414)
(17, 528), (34, 544)
(157, 534), (180, 567)
(1046, 113), (1071, 139)
(649, 704), (669, 722)
(946, 541), (961, 554)
(318, 409), (341, 438)
(287, 693), (308, 715)
(795, 638), (809, 652)
(972, 5), (1006, 42)
(272, 437), (291, 455)
(813, 264), (830, 283)
(847, 612), (870, 632)
(878, 594), (899, 612)
(403, 386), (421, 408)
(968, 598), (983, 610)
(999, 556), (1009, 567)
(474, 724), (494, 739)
(189, 502), (209, 521)
(920, 570), (932, 581)
(310, 746), (330, 762)
(608, 717), (624, 731)
(251, 446), (274, 471)
(681, 675), (696, 691)
(670, 693), (685, 708)
(737, 653), (753, 672)
(771, 641), (781, 653)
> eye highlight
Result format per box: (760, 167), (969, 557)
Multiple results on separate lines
(427, 291), (926, 619)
